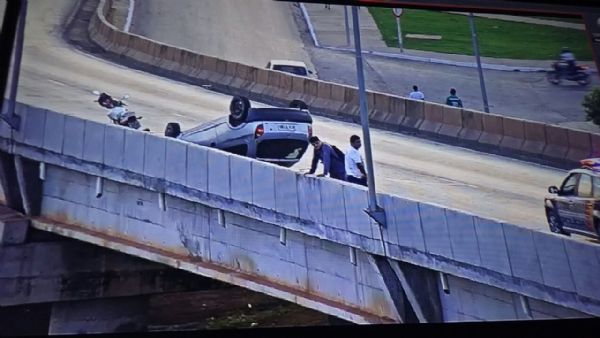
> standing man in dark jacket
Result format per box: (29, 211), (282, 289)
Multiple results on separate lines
(306, 136), (346, 181)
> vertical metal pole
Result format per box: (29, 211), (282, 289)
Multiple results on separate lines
(396, 16), (403, 52)
(344, 6), (350, 46)
(468, 13), (490, 113)
(351, 6), (385, 226)
(0, 0), (27, 129)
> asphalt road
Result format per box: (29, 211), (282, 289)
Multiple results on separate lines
(131, 0), (600, 133)
(11, 0), (592, 243)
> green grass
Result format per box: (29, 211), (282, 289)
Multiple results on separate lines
(368, 8), (592, 60)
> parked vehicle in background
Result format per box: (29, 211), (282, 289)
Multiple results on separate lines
(164, 96), (313, 168)
(266, 59), (315, 78)
(545, 158), (600, 240)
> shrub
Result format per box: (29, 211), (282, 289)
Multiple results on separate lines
(582, 87), (600, 126)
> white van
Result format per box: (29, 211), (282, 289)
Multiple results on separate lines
(266, 59), (316, 78)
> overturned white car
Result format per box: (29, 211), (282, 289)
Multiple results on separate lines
(164, 96), (313, 168)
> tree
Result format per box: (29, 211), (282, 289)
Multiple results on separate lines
(582, 87), (600, 126)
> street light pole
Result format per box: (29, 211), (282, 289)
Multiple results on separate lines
(468, 13), (490, 113)
(351, 6), (386, 227)
(344, 6), (351, 46)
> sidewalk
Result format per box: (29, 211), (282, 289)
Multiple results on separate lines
(301, 4), (595, 72)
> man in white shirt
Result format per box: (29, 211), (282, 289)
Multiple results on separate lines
(409, 85), (425, 100)
(345, 135), (368, 187)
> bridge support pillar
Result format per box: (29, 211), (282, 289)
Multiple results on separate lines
(13, 155), (42, 216)
(371, 256), (443, 323)
(0, 151), (24, 212)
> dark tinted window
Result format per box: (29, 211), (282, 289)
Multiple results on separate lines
(256, 139), (308, 160)
(273, 65), (308, 76)
(561, 174), (579, 196)
(577, 174), (593, 197)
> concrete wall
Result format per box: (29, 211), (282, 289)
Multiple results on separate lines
(37, 163), (397, 322)
(1, 102), (600, 321)
(440, 274), (588, 321)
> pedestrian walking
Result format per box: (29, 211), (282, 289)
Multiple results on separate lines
(445, 88), (463, 108)
(409, 85), (425, 100)
(345, 135), (368, 187)
(306, 136), (346, 181)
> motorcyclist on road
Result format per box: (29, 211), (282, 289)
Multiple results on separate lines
(556, 47), (577, 75)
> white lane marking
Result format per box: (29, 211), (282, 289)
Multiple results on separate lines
(124, 0), (135, 32)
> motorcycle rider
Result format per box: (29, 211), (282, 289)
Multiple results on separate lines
(555, 47), (577, 76)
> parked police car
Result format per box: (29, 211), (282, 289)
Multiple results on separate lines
(165, 96), (313, 168)
(545, 158), (600, 239)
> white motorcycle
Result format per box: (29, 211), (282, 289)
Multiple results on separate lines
(92, 90), (147, 130)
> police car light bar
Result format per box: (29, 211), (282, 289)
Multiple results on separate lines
(580, 158), (600, 171)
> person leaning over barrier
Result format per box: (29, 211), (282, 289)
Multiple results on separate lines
(345, 135), (368, 187)
(306, 136), (346, 181)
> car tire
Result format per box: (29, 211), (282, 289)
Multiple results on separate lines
(547, 208), (569, 236)
(289, 99), (308, 110)
(164, 122), (181, 138)
(229, 96), (250, 126)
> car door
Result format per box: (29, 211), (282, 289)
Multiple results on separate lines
(573, 173), (596, 234)
(556, 173), (580, 228)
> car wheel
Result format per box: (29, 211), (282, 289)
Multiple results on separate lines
(289, 99), (308, 110)
(547, 209), (568, 236)
(165, 122), (181, 138)
(229, 96), (250, 126)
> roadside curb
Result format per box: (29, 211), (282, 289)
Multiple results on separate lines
(298, 3), (595, 74)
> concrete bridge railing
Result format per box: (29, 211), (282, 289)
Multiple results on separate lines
(1, 103), (599, 322)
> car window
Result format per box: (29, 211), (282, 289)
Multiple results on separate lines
(593, 176), (600, 198)
(560, 173), (579, 196)
(272, 65), (308, 76)
(577, 174), (593, 198)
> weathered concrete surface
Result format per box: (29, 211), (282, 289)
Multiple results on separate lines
(0, 230), (229, 306)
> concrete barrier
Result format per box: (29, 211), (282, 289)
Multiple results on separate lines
(499, 117), (525, 152)
(543, 125), (569, 161)
(381, 96), (406, 130)
(402, 99), (424, 130)
(262, 71), (285, 103)
(418, 102), (444, 135)
(311, 81), (335, 116)
(248, 68), (271, 99)
(520, 121), (547, 156)
(299, 78), (319, 108)
(439, 106), (463, 139)
(325, 83), (346, 116)
(565, 130), (592, 163)
(6, 101), (600, 318)
(478, 114), (504, 148)
(339, 87), (360, 119)
(458, 109), (483, 143)
(369, 92), (392, 125)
